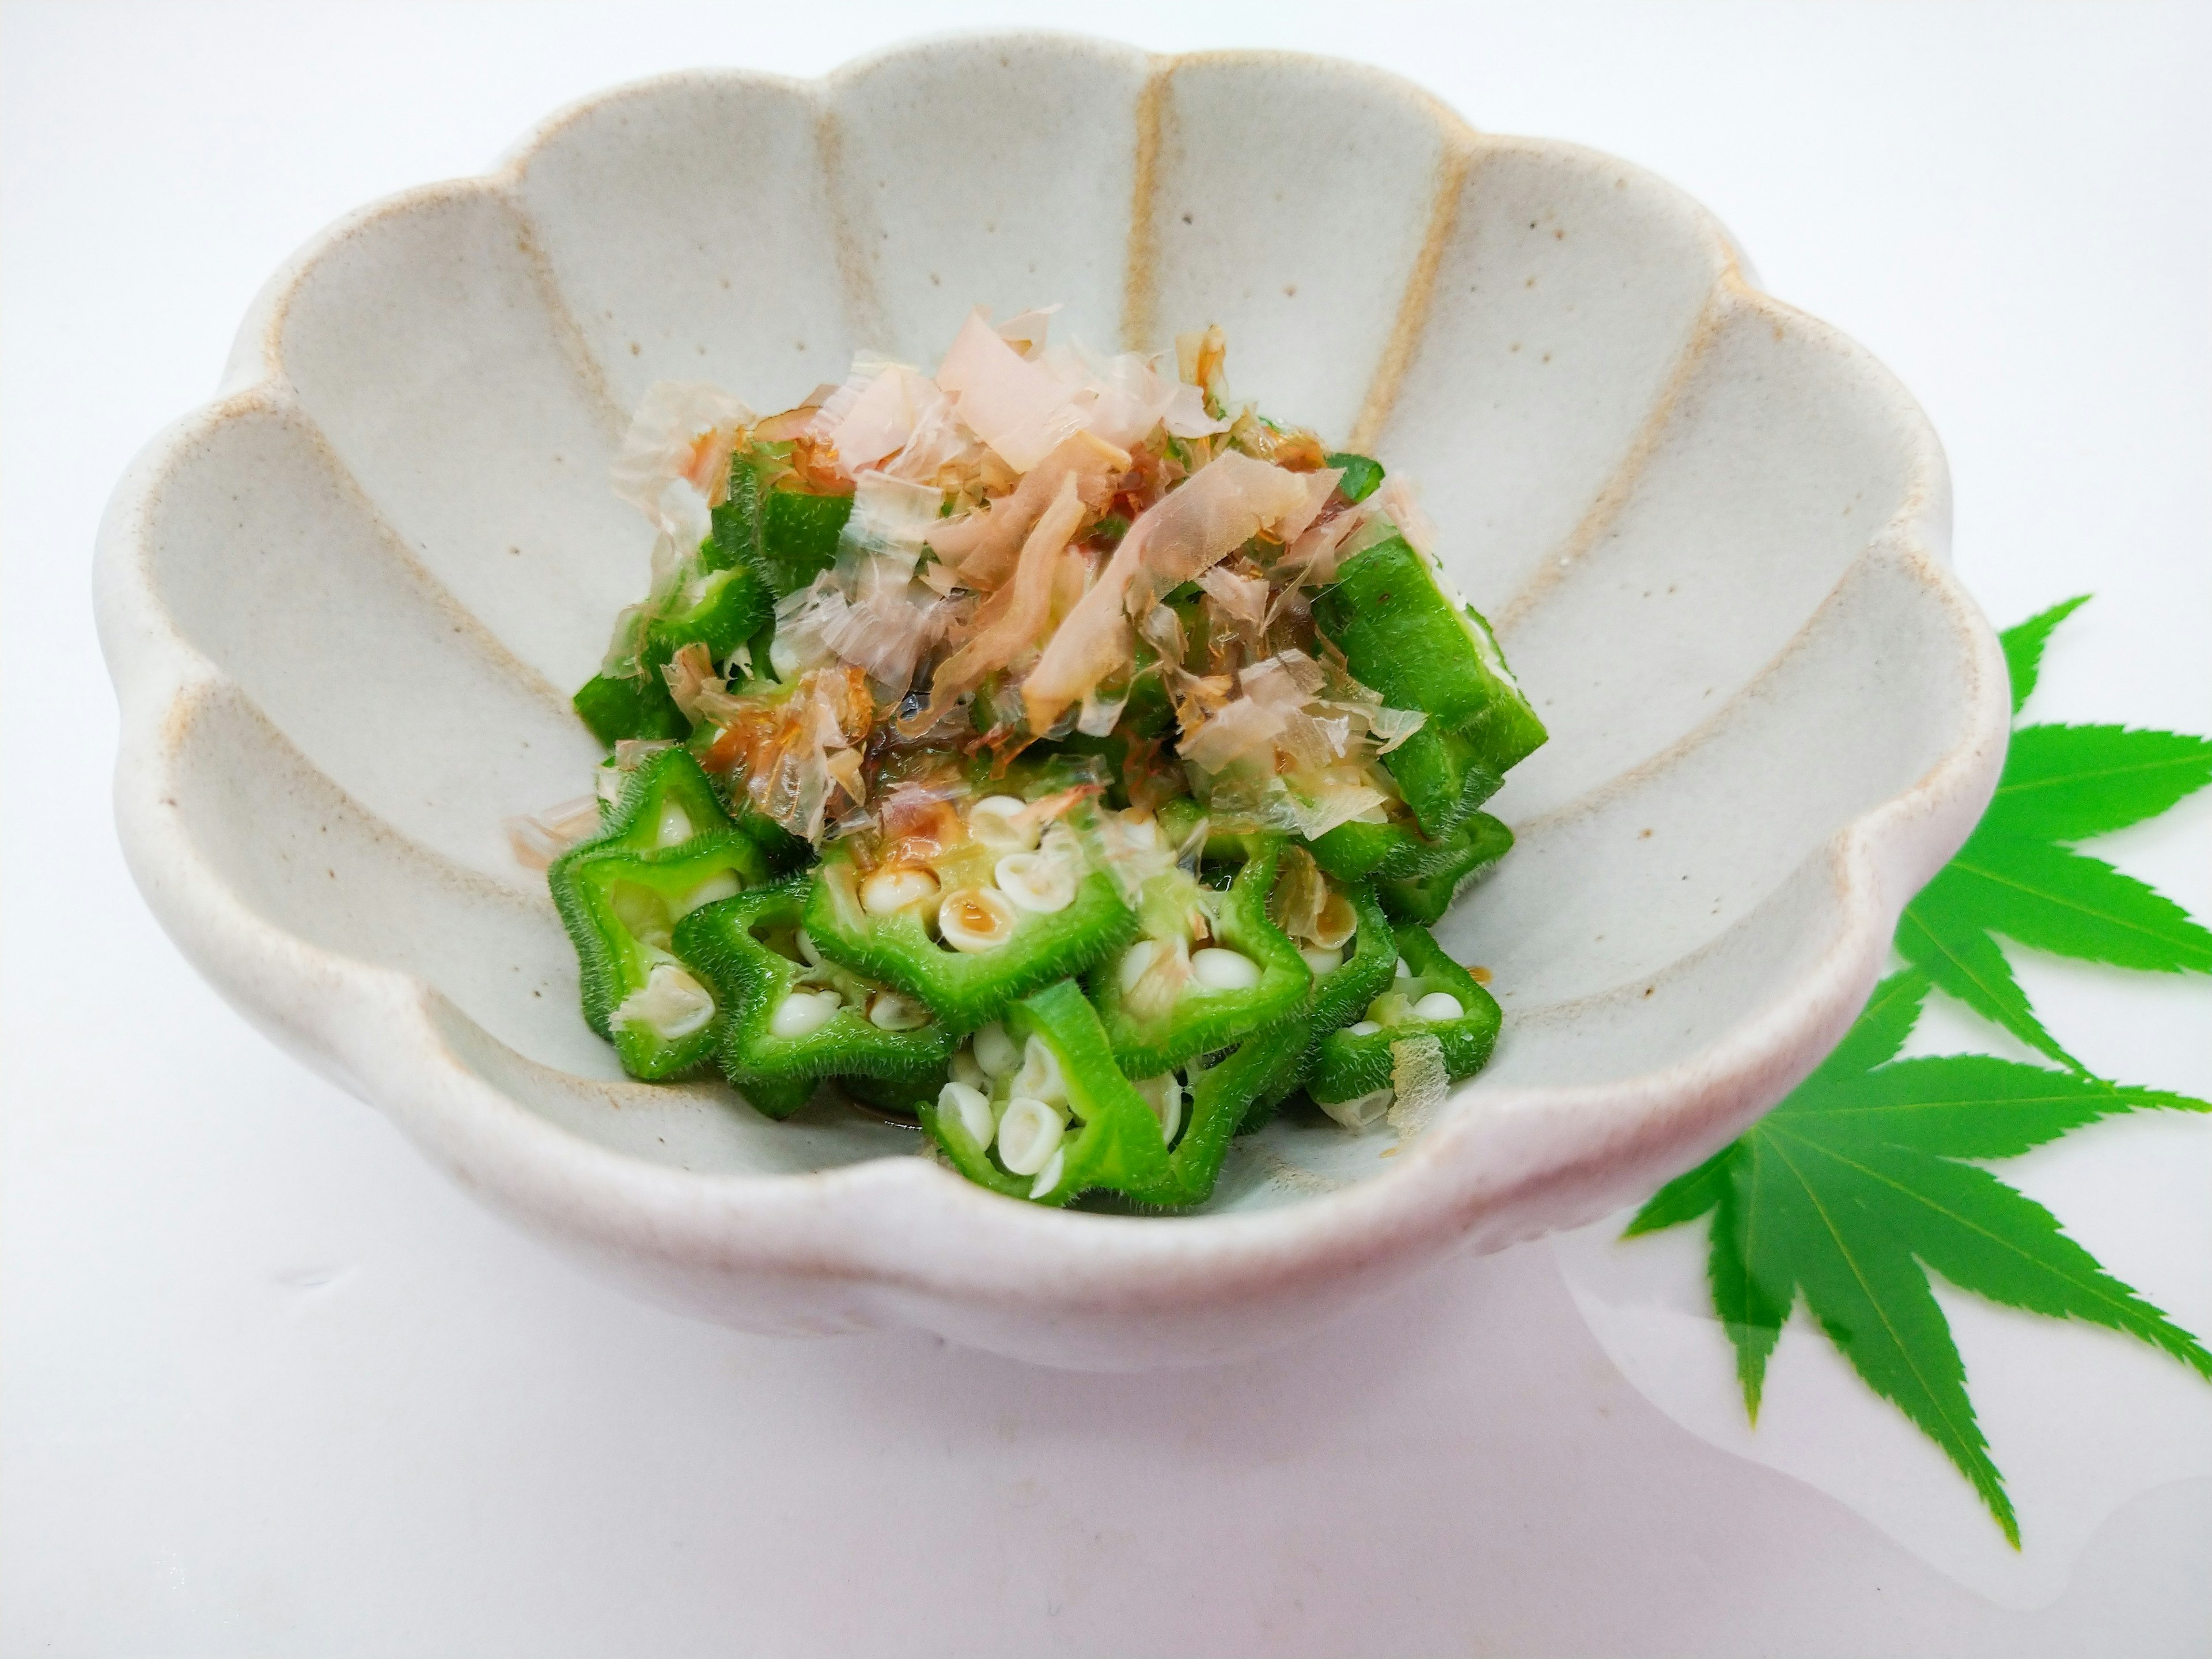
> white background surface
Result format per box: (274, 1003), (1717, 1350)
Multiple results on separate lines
(5, 2), (2209, 1653)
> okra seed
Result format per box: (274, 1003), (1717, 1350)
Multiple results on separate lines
(994, 851), (1077, 914)
(996, 1097), (1064, 1175)
(1299, 945), (1343, 976)
(1393, 956), (1413, 978)
(1119, 937), (1164, 994)
(972, 1021), (1019, 1077)
(1134, 1074), (1184, 1142)
(656, 798), (695, 849)
(614, 963), (716, 1040)
(1014, 1035), (1069, 1107)
(938, 885), (1018, 952)
(1029, 1148), (1066, 1200)
(1191, 948), (1262, 991)
(949, 1047), (987, 1090)
(968, 794), (1039, 852)
(1349, 1020), (1384, 1036)
(676, 870), (741, 916)
(868, 990), (931, 1031)
(937, 1080), (994, 1146)
(862, 864), (941, 915)
(770, 989), (840, 1038)
(1413, 991), (1464, 1022)
(794, 927), (824, 966)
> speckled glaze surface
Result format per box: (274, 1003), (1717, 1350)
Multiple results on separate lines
(94, 33), (2008, 1369)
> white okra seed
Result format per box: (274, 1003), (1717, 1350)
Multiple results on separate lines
(1348, 1020), (1384, 1036)
(862, 865), (940, 916)
(770, 989), (839, 1038)
(1029, 1148), (1066, 1200)
(868, 990), (932, 1031)
(1134, 1074), (1184, 1143)
(613, 963), (716, 1040)
(1412, 991), (1464, 1022)
(949, 1047), (987, 1090)
(1191, 947), (1262, 992)
(937, 1081), (994, 1146)
(993, 851), (1078, 914)
(1118, 937), (1164, 994)
(996, 1097), (1064, 1176)
(676, 870), (741, 916)
(937, 886), (1018, 952)
(972, 1021), (1019, 1077)
(1014, 1035), (1069, 1107)
(1298, 945), (1343, 977)
(1393, 956), (1413, 979)
(655, 798), (695, 849)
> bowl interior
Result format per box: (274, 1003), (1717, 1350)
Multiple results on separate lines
(139, 40), (1978, 1211)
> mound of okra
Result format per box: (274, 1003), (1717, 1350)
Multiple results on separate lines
(524, 311), (1546, 1209)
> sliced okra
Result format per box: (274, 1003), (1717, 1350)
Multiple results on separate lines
(1232, 869), (1398, 1134)
(1310, 532), (1546, 832)
(547, 749), (770, 1080)
(1309, 923), (1501, 1116)
(840, 1067), (946, 1123)
(1137, 1020), (1313, 1206)
(802, 792), (1136, 1033)
(1085, 830), (1312, 1080)
(713, 449), (855, 597)
(920, 980), (1174, 1206)
(1374, 812), (1513, 926)
(1305, 797), (1462, 884)
(671, 877), (956, 1119)
(573, 551), (777, 748)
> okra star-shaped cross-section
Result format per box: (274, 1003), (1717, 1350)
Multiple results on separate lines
(547, 749), (770, 1080)
(672, 876), (956, 1118)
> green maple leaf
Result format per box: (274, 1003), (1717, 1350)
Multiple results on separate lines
(1624, 596), (2212, 1543)
(1627, 970), (2212, 1545)
(1896, 597), (2212, 1066)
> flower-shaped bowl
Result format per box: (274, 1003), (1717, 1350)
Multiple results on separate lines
(95, 33), (2008, 1369)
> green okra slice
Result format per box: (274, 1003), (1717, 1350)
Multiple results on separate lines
(1310, 533), (1546, 830)
(547, 750), (771, 1080)
(920, 980), (1173, 1206)
(1086, 832), (1312, 1080)
(671, 878), (956, 1118)
(1306, 794), (1493, 885)
(1374, 724), (1503, 841)
(713, 450), (855, 597)
(1234, 874), (1397, 1134)
(801, 810), (1137, 1035)
(738, 1071), (819, 1121)
(1135, 1019), (1312, 1206)
(1306, 880), (1401, 1035)
(841, 1066), (946, 1121)
(572, 552), (778, 747)
(1309, 923), (1501, 1109)
(1375, 812), (1513, 926)
(1305, 814), (1420, 883)
(573, 669), (689, 748)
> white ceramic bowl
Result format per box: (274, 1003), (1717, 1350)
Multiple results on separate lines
(96, 33), (2008, 1369)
